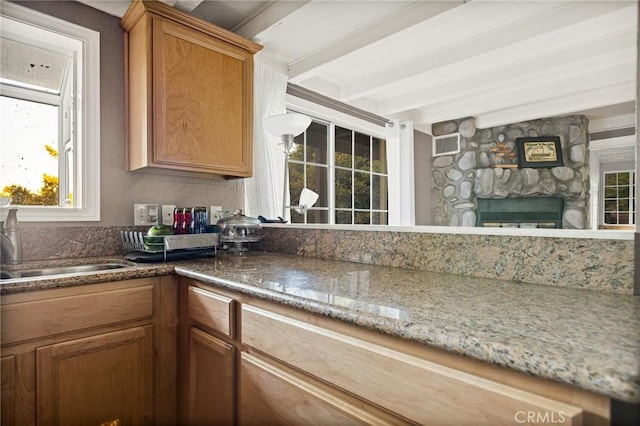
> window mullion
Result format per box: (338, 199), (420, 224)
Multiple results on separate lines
(328, 123), (336, 225)
(351, 130), (355, 224)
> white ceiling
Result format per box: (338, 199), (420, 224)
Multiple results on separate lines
(79, 0), (638, 134)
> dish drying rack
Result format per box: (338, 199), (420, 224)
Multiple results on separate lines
(121, 231), (219, 260)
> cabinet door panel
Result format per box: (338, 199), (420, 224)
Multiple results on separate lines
(189, 327), (235, 425)
(153, 17), (251, 175)
(240, 352), (409, 426)
(2, 352), (36, 425)
(36, 326), (153, 426)
(1, 355), (16, 425)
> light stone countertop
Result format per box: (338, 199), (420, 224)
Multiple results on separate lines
(2, 252), (639, 403)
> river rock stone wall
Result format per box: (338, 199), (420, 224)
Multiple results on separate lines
(431, 116), (590, 228)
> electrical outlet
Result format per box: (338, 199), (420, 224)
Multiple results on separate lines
(134, 203), (159, 226)
(161, 204), (176, 226)
(210, 205), (223, 225)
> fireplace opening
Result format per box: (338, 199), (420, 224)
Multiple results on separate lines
(476, 197), (565, 229)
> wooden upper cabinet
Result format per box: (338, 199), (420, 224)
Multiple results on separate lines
(121, 0), (262, 177)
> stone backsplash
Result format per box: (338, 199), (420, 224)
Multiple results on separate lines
(431, 115), (589, 228)
(261, 226), (634, 295)
(9, 226), (133, 261)
(3, 225), (633, 295)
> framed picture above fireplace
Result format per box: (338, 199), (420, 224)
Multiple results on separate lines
(516, 136), (563, 168)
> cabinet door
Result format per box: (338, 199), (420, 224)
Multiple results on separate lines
(240, 352), (409, 426)
(2, 353), (36, 425)
(36, 326), (153, 426)
(188, 327), (235, 425)
(152, 17), (253, 176)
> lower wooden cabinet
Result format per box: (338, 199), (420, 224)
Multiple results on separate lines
(188, 327), (236, 425)
(1, 277), (178, 425)
(179, 279), (611, 426)
(36, 326), (154, 426)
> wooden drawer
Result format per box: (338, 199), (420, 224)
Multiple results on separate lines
(188, 286), (234, 337)
(240, 352), (411, 425)
(242, 305), (584, 426)
(1, 281), (154, 345)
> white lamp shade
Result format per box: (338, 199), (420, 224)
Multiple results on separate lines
(263, 113), (311, 137)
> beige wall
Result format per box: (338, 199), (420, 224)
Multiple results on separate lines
(414, 130), (433, 225)
(13, 1), (245, 227)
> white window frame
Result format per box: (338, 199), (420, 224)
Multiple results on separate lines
(600, 167), (635, 227)
(0, 2), (100, 221)
(589, 136), (636, 230)
(286, 94), (392, 225)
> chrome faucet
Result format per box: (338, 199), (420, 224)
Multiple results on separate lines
(1, 208), (22, 264)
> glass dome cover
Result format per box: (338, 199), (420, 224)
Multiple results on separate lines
(216, 209), (262, 244)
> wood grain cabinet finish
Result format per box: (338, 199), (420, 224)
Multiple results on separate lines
(188, 327), (236, 425)
(242, 304), (585, 426)
(121, 0), (262, 177)
(36, 326), (154, 426)
(240, 352), (411, 426)
(188, 285), (235, 337)
(1, 277), (178, 425)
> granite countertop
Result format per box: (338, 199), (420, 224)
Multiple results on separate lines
(0, 257), (173, 293)
(174, 252), (640, 404)
(2, 252), (639, 403)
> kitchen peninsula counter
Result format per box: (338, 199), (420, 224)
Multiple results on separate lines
(173, 252), (640, 405)
(2, 252), (639, 404)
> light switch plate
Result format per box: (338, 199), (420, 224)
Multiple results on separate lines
(161, 204), (176, 226)
(134, 203), (159, 226)
(210, 205), (223, 225)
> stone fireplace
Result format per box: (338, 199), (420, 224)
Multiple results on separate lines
(431, 115), (589, 229)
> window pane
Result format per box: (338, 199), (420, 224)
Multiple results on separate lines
(354, 171), (370, 209)
(306, 209), (328, 224)
(288, 162), (304, 206)
(306, 165), (328, 208)
(619, 198), (630, 212)
(335, 126), (352, 168)
(290, 210), (304, 224)
(354, 132), (370, 171)
(618, 186), (630, 198)
(289, 134), (304, 161)
(618, 172), (630, 185)
(354, 211), (370, 224)
(372, 138), (387, 173)
(335, 168), (352, 208)
(604, 173), (617, 185)
(372, 211), (388, 225)
(604, 187), (617, 198)
(306, 122), (328, 165)
(372, 175), (388, 210)
(335, 210), (352, 224)
(604, 212), (618, 224)
(0, 96), (59, 206)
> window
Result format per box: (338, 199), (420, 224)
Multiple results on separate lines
(289, 120), (330, 223)
(288, 116), (388, 225)
(602, 170), (635, 227)
(0, 3), (100, 221)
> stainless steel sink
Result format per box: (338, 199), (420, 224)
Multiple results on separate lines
(1, 263), (131, 280)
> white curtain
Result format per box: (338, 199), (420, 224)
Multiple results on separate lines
(385, 120), (415, 226)
(244, 55), (288, 219)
